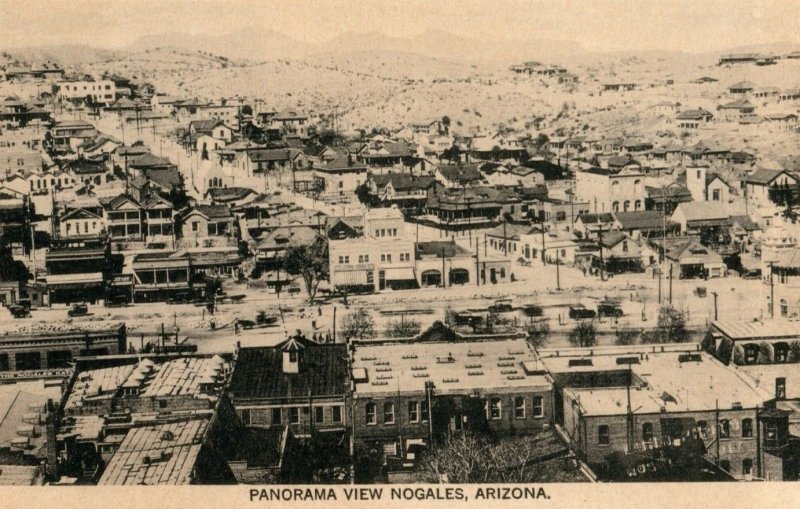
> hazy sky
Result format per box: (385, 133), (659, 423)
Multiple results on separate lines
(1, 0), (799, 52)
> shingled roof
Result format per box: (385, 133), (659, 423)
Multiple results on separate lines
(229, 340), (348, 400)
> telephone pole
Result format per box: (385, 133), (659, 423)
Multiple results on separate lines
(711, 291), (718, 321)
(556, 248), (561, 291)
(668, 264), (673, 305)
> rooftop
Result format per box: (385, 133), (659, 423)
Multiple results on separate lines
(97, 418), (209, 485)
(539, 347), (763, 415)
(711, 319), (800, 341)
(352, 337), (551, 396)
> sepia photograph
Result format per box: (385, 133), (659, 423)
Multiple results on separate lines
(0, 0), (799, 503)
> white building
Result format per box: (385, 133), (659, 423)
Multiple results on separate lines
(57, 79), (116, 106)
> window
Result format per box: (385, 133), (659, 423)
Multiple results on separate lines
(742, 458), (753, 476)
(344, 256), (350, 264)
(514, 397), (526, 419)
(289, 407), (299, 424)
(408, 401), (419, 422)
(315, 406), (324, 424)
(532, 396), (544, 418)
(556, 211), (567, 221)
(781, 299), (788, 317)
(332, 406), (342, 423)
(742, 419), (753, 438)
(339, 256), (345, 264)
(392, 228), (397, 236)
(719, 419), (730, 439)
(272, 408), (282, 424)
(642, 423), (655, 444)
(500, 268), (505, 278)
(487, 398), (502, 420)
(363, 255), (369, 263)
(598, 425), (610, 445)
(421, 401), (429, 422)
(712, 189), (721, 201)
(697, 420), (709, 439)
(365, 403), (376, 425)
(192, 221), (199, 232)
(383, 402), (395, 424)
(622, 241), (629, 253)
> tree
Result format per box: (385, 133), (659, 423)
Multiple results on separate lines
(384, 318), (422, 338)
(643, 305), (689, 343)
(415, 431), (581, 483)
(442, 144), (461, 164)
(526, 320), (550, 349)
(283, 240), (329, 303)
(568, 321), (596, 347)
(441, 115), (451, 127)
(341, 308), (376, 340)
(615, 325), (640, 346)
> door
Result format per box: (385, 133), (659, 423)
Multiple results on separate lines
(378, 270), (386, 290)
(490, 268), (497, 284)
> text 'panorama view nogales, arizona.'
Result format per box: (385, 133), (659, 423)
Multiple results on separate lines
(1, 0), (800, 502)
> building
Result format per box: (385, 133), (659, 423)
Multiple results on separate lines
(101, 194), (144, 241)
(329, 207), (416, 292)
(350, 325), (553, 470)
(56, 79), (116, 106)
(575, 167), (646, 214)
(131, 251), (192, 302)
(593, 231), (657, 274)
(256, 226), (321, 269)
(0, 322), (126, 371)
(540, 345), (784, 480)
(228, 338), (349, 436)
(59, 207), (106, 239)
(177, 204), (236, 241)
(684, 165), (730, 203)
(705, 320), (800, 366)
(655, 237), (727, 279)
(741, 168), (799, 210)
(675, 109), (714, 129)
(314, 155), (369, 198)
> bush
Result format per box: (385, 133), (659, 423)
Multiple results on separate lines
(384, 319), (422, 338)
(527, 320), (550, 349)
(340, 309), (376, 340)
(615, 325), (640, 346)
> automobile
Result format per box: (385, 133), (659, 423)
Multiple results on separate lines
(16, 298), (31, 312)
(741, 269), (761, 280)
(452, 310), (483, 327)
(238, 319), (256, 330)
(9, 305), (30, 318)
(598, 302), (624, 318)
(568, 305), (596, 320)
(105, 295), (129, 307)
(167, 294), (189, 305)
(522, 304), (544, 317)
(488, 299), (514, 314)
(67, 303), (89, 317)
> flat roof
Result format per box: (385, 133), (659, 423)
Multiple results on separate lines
(352, 338), (551, 396)
(546, 349), (764, 415)
(711, 319), (800, 340)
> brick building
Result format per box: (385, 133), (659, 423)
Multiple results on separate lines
(539, 344), (786, 480)
(350, 322), (553, 470)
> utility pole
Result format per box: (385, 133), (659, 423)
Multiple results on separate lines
(332, 307), (336, 342)
(540, 219), (547, 265)
(668, 264), (673, 305)
(597, 223), (605, 280)
(503, 219), (508, 255)
(711, 291), (718, 321)
(626, 365), (635, 454)
(475, 241), (480, 287)
(441, 246), (446, 288)
(768, 262), (775, 318)
(658, 267), (662, 304)
(556, 248), (561, 291)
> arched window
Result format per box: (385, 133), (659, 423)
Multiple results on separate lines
(612, 201), (620, 212)
(767, 295), (773, 316)
(623, 200), (631, 212)
(634, 200), (642, 211)
(781, 299), (788, 317)
(634, 179), (643, 195)
(611, 181), (620, 195)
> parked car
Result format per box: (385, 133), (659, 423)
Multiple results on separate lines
(488, 299), (514, 313)
(741, 269), (761, 280)
(568, 305), (596, 320)
(238, 319), (256, 330)
(9, 305), (30, 318)
(598, 302), (624, 318)
(67, 303), (89, 317)
(105, 295), (129, 307)
(522, 304), (544, 317)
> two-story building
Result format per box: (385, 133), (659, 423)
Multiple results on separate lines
(575, 167), (646, 214)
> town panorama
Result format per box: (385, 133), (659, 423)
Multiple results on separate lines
(0, 0), (800, 489)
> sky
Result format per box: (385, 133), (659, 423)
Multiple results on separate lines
(1, 0), (799, 53)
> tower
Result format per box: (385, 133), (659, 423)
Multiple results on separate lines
(685, 164), (707, 201)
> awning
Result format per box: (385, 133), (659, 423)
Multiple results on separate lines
(332, 270), (368, 286)
(383, 267), (416, 281)
(46, 272), (104, 289)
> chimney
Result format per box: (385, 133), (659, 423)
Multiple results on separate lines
(347, 154), (354, 165)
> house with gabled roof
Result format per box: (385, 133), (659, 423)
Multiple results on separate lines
(718, 99), (756, 120)
(59, 207), (106, 239)
(177, 204), (236, 240)
(741, 168), (800, 210)
(676, 108), (714, 129)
